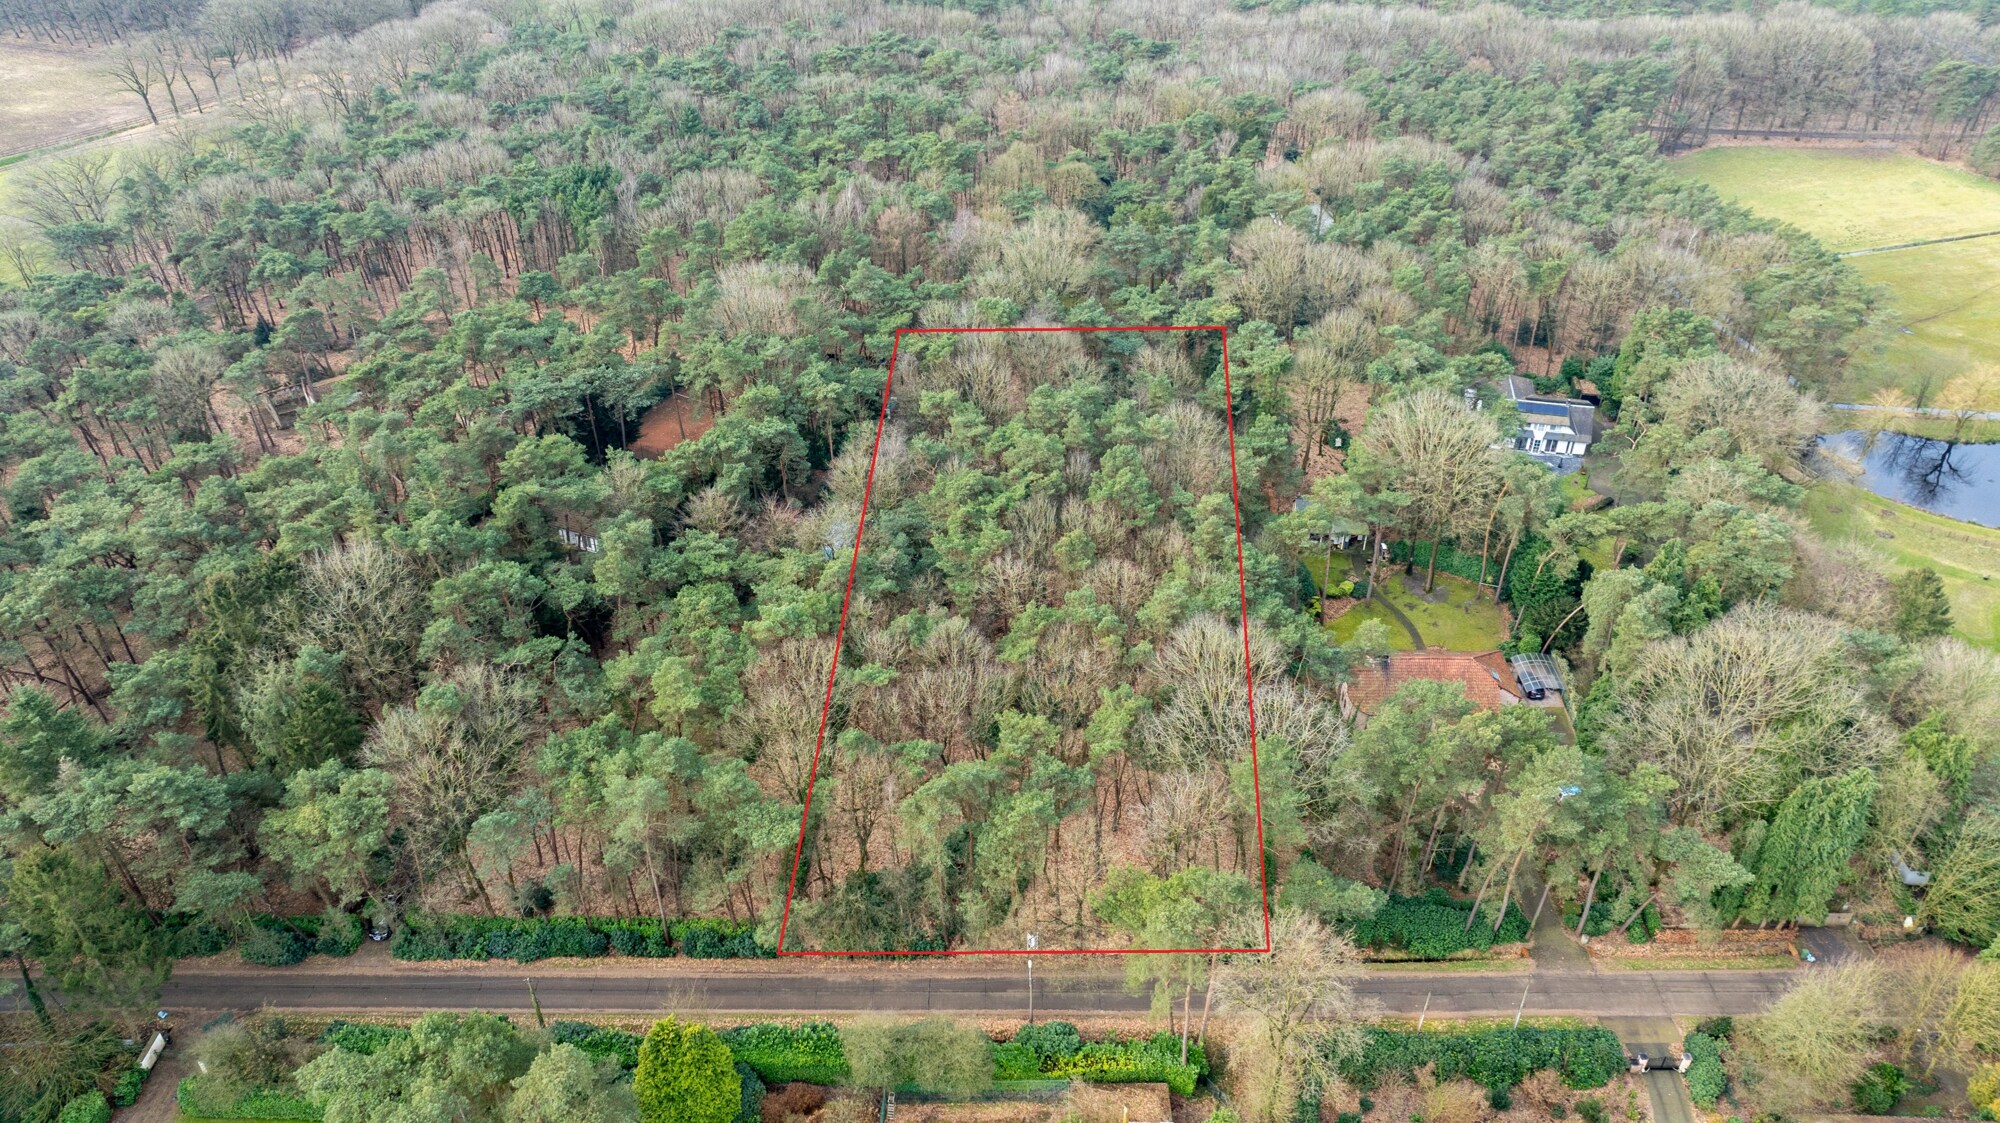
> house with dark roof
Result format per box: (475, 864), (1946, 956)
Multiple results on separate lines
(1475, 376), (1597, 467)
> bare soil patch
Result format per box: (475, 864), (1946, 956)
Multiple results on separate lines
(631, 392), (714, 457)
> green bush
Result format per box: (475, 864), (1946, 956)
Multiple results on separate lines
(993, 1041), (1041, 1080)
(551, 1021), (644, 1069)
(734, 1061), (765, 1123)
(314, 911), (364, 957)
(240, 920), (313, 967)
(1576, 1098), (1605, 1123)
(56, 1094), (110, 1123)
(1349, 890), (1529, 960)
(170, 918), (233, 958)
(1683, 1032), (1727, 1108)
(388, 914), (769, 962)
(1852, 1062), (1908, 1114)
(111, 1066), (146, 1107)
(716, 1022), (848, 1085)
(672, 918), (770, 958)
(175, 1075), (323, 1120)
(1011, 1021), (1084, 1060)
(1694, 1016), (1734, 1040)
(1337, 1027), (1624, 1091)
(635, 1018), (739, 1123)
(317, 1021), (408, 1055)
(1043, 1033), (1205, 1096)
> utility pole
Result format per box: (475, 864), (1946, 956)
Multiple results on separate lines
(1513, 981), (1531, 1029)
(1026, 933), (1038, 1026)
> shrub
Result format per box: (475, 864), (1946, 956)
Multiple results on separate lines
(56, 1095), (110, 1123)
(240, 920), (312, 967)
(734, 1061), (765, 1123)
(111, 1066), (146, 1107)
(549, 1021), (644, 1069)
(1695, 1016), (1734, 1040)
(318, 1021), (408, 1055)
(1852, 1062), (1908, 1114)
(175, 1075), (322, 1120)
(993, 1041), (1041, 1080)
(672, 918), (770, 958)
(1044, 1033), (1205, 1096)
(171, 918), (233, 958)
(716, 1022), (848, 1084)
(1488, 1087), (1513, 1110)
(390, 913), (696, 962)
(1337, 1027), (1624, 1092)
(314, 911), (364, 957)
(1576, 1097), (1606, 1123)
(1012, 1020), (1084, 1061)
(1349, 890), (1529, 960)
(1683, 1032), (1727, 1108)
(634, 1018), (739, 1123)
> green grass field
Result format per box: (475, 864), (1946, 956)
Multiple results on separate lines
(1805, 479), (2000, 651)
(1673, 147), (2000, 411)
(1313, 554), (1510, 652)
(1674, 147), (2000, 251)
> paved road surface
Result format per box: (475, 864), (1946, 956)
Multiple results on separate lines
(152, 966), (1796, 1018)
(1604, 1018), (1697, 1123)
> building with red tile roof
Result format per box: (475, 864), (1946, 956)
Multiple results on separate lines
(1338, 649), (1523, 725)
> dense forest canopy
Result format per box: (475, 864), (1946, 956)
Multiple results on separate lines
(0, 0), (1996, 1090)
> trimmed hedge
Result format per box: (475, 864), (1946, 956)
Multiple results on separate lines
(551, 1021), (644, 1069)
(1337, 1026), (1624, 1092)
(673, 918), (771, 959)
(1350, 890), (1529, 960)
(176, 1075), (322, 1120)
(388, 914), (773, 962)
(717, 1022), (848, 1085)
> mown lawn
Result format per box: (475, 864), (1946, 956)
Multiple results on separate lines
(1322, 563), (1509, 653)
(1805, 478), (2000, 651)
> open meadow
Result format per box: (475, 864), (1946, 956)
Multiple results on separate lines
(0, 39), (136, 157)
(1673, 147), (2000, 411)
(1805, 479), (2000, 651)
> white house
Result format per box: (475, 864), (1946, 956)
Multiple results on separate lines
(1473, 376), (1597, 464)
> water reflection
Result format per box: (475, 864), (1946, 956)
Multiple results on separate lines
(1817, 430), (2000, 528)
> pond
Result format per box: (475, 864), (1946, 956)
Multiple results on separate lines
(1816, 430), (2000, 528)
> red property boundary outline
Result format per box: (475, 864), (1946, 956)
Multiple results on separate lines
(775, 325), (1272, 957)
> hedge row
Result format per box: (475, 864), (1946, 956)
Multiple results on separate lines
(176, 1074), (322, 1120)
(163, 912), (362, 965)
(1337, 1026), (1625, 1091)
(995, 1022), (1204, 1096)
(531, 1019), (1198, 1095)
(1350, 890), (1530, 960)
(388, 913), (772, 962)
(719, 1022), (849, 1084)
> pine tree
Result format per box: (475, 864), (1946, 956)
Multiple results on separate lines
(1890, 567), (1953, 641)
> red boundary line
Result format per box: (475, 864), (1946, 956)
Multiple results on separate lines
(774, 324), (1271, 957)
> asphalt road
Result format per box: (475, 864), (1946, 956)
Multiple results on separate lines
(152, 966), (1797, 1018)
